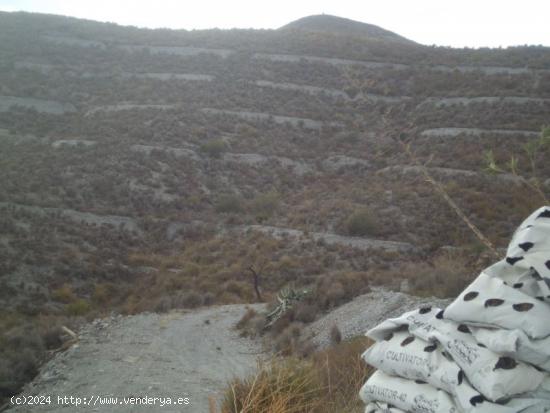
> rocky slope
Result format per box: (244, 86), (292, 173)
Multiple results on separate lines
(304, 287), (452, 349)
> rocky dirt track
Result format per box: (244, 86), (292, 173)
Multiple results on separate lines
(6, 305), (265, 413)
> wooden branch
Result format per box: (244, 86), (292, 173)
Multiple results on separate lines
(49, 326), (79, 354)
(374, 102), (502, 260)
(61, 325), (78, 340)
(248, 266), (263, 302)
(399, 138), (501, 260)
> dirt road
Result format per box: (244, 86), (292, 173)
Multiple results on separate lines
(6, 305), (265, 413)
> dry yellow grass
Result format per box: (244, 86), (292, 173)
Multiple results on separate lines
(219, 337), (372, 413)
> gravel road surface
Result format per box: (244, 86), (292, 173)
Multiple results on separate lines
(6, 305), (265, 413)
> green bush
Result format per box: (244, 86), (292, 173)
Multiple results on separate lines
(251, 191), (280, 221)
(199, 139), (226, 158)
(65, 299), (91, 316)
(215, 194), (244, 214)
(344, 208), (377, 236)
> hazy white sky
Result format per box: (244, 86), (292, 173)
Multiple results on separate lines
(0, 0), (549, 48)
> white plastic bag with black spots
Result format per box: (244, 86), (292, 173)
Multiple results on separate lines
(445, 272), (550, 339)
(360, 207), (550, 412)
(472, 326), (550, 371)
(364, 401), (407, 412)
(444, 206), (550, 339)
(366, 308), (545, 401)
(359, 370), (459, 413)
(362, 329), (462, 394)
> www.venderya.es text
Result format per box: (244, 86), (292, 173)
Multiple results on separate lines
(11, 394), (191, 408)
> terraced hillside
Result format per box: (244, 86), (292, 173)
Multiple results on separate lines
(0, 11), (549, 403)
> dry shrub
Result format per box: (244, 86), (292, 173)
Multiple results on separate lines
(392, 252), (474, 298)
(0, 324), (48, 399)
(343, 208), (378, 236)
(216, 195), (244, 214)
(312, 337), (373, 411)
(273, 327), (295, 356)
(220, 337), (373, 413)
(269, 310), (295, 337)
(153, 291), (204, 312)
(177, 291), (203, 308)
(203, 292), (215, 306)
(329, 324), (342, 345)
(251, 191), (280, 219)
(273, 324), (305, 356)
(154, 296), (172, 313)
(51, 284), (76, 303)
(237, 308), (268, 338)
(5, 325), (44, 353)
(235, 307), (258, 336)
(0, 348), (40, 396)
(92, 282), (115, 304)
(314, 272), (371, 310)
(39, 323), (63, 350)
(294, 303), (317, 323)
(236, 307), (258, 330)
(223, 280), (250, 299)
(221, 359), (323, 413)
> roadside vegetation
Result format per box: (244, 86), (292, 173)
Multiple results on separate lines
(219, 337), (372, 413)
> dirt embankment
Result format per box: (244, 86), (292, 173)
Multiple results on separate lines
(303, 288), (452, 349)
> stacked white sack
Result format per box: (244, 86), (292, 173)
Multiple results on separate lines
(360, 206), (550, 413)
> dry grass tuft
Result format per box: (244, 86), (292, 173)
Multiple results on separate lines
(220, 337), (372, 413)
(221, 359), (323, 413)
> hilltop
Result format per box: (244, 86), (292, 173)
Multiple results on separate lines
(280, 14), (414, 44)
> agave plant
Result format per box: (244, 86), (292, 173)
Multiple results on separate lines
(264, 287), (310, 329)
